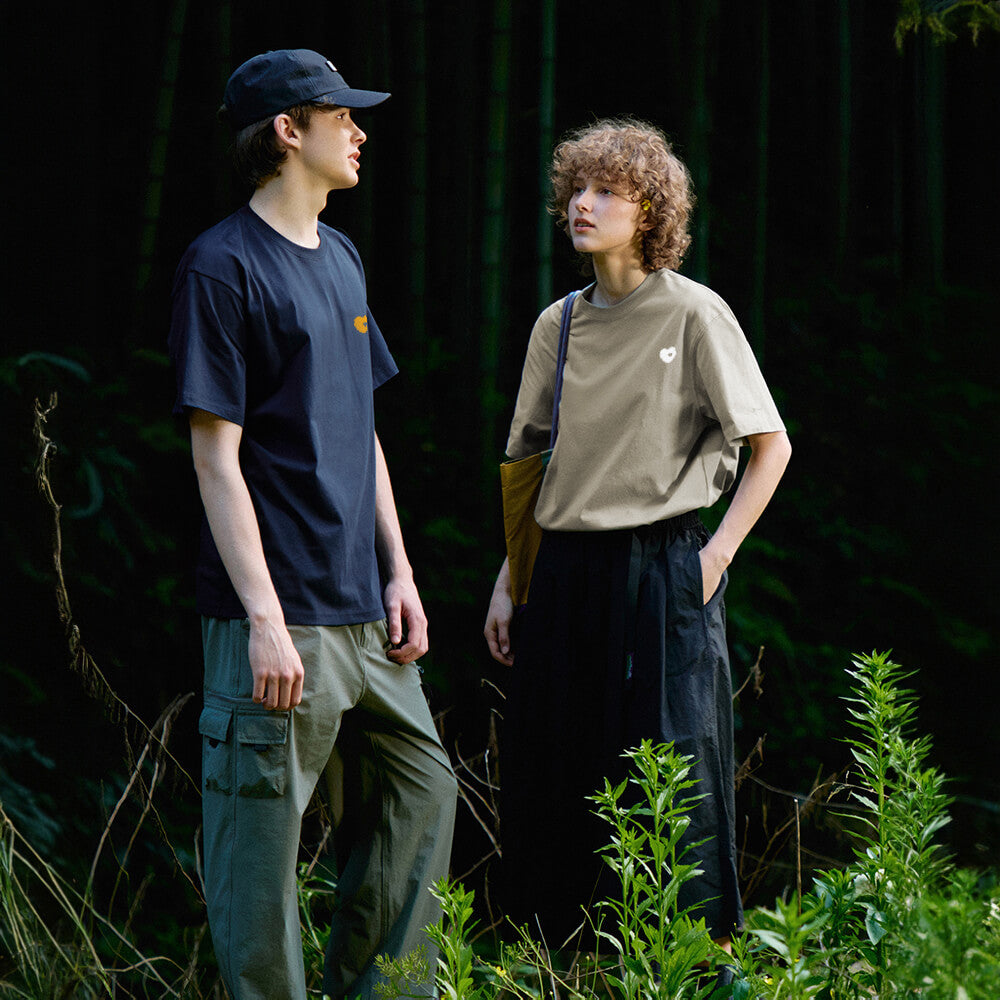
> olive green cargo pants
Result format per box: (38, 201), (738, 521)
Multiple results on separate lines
(199, 617), (457, 1000)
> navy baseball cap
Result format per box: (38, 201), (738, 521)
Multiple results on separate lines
(223, 49), (390, 129)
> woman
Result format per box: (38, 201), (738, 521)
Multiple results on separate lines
(484, 119), (791, 952)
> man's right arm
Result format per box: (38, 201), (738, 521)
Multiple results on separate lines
(189, 408), (304, 710)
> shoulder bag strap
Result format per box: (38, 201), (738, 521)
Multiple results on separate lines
(549, 290), (579, 448)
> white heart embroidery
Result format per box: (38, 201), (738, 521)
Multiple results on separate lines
(659, 347), (677, 364)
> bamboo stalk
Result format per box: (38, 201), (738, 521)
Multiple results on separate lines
(688, 0), (718, 284)
(136, 0), (189, 293)
(479, 0), (512, 501)
(751, 1), (771, 360)
(408, 0), (429, 359)
(536, 0), (557, 313)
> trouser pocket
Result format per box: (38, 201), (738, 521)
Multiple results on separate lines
(663, 531), (728, 676)
(235, 707), (290, 798)
(199, 703), (234, 795)
(199, 693), (291, 799)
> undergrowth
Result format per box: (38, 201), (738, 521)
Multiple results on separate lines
(4, 623), (997, 1000)
(376, 652), (1000, 1000)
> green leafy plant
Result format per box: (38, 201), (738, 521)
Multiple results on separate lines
(379, 742), (735, 1000)
(427, 878), (481, 1000)
(742, 894), (829, 999)
(895, 0), (1000, 47)
(588, 741), (729, 999)
(374, 947), (432, 1000)
(739, 651), (1000, 999)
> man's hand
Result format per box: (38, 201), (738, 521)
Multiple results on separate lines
(372, 434), (428, 664)
(484, 559), (515, 666)
(384, 575), (429, 664)
(248, 618), (305, 710)
(189, 409), (305, 710)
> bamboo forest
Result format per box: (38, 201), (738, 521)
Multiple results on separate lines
(2, 0), (999, 996)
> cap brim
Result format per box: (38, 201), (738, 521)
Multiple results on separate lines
(316, 87), (390, 109)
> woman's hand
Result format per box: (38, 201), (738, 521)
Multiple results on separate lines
(698, 546), (728, 606)
(484, 558), (515, 666)
(695, 430), (791, 605)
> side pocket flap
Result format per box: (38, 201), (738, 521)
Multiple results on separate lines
(198, 706), (232, 743)
(236, 712), (289, 747)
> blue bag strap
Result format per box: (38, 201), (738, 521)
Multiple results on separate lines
(549, 290), (579, 448)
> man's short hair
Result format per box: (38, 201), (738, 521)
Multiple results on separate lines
(222, 102), (328, 189)
(550, 118), (694, 272)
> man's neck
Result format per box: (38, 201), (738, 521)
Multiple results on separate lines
(248, 177), (327, 248)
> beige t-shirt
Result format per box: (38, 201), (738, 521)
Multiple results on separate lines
(505, 269), (785, 531)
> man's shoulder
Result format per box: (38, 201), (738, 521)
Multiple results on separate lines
(179, 209), (253, 288)
(317, 221), (363, 264)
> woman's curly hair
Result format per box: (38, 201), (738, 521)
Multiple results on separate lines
(550, 118), (694, 272)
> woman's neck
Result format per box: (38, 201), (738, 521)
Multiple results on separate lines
(589, 252), (650, 307)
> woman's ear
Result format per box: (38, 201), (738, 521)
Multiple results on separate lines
(636, 198), (654, 232)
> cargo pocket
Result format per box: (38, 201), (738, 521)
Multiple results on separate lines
(235, 709), (290, 799)
(199, 705), (234, 795)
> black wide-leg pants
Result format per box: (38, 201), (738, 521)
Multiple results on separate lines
(500, 514), (743, 944)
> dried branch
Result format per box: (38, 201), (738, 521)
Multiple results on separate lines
(32, 394), (198, 796)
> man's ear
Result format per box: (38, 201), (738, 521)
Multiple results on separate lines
(272, 114), (301, 150)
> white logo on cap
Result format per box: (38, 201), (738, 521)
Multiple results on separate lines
(326, 60), (337, 72)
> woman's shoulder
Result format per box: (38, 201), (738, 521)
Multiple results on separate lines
(539, 286), (586, 323)
(649, 268), (730, 313)
(530, 289), (583, 346)
(645, 270), (743, 341)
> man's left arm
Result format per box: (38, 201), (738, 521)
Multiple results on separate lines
(698, 430), (792, 604)
(374, 433), (429, 663)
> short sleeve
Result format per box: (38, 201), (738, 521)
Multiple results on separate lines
(693, 308), (785, 444)
(168, 269), (248, 424)
(366, 310), (398, 389)
(505, 302), (563, 460)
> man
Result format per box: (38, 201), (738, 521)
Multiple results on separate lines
(168, 48), (457, 1000)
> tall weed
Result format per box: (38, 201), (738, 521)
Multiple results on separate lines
(740, 651), (1000, 999)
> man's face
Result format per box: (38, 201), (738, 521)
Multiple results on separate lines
(296, 106), (367, 191)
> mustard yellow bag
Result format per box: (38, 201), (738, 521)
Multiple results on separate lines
(500, 291), (578, 607)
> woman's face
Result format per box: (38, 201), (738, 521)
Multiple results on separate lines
(567, 177), (647, 260)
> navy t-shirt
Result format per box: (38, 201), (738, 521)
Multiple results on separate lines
(168, 205), (398, 625)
